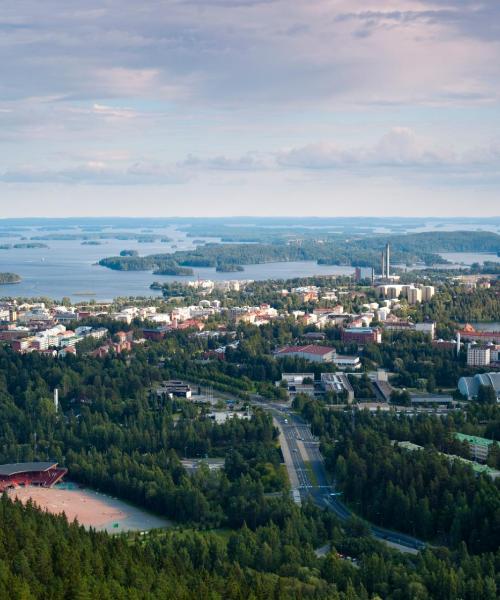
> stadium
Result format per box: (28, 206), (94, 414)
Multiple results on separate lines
(0, 462), (67, 492)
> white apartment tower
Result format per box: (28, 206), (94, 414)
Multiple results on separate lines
(407, 287), (422, 305)
(467, 345), (491, 367)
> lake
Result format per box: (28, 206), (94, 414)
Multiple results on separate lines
(439, 252), (500, 266)
(0, 228), (497, 301)
(0, 226), (358, 301)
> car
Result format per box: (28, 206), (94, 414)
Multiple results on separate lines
(293, 448), (298, 452)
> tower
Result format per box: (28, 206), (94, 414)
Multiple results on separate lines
(456, 332), (461, 357)
(385, 243), (390, 278)
(381, 251), (385, 278)
(54, 388), (59, 412)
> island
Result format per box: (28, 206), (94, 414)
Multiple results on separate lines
(153, 264), (194, 276)
(0, 243), (49, 250)
(120, 249), (139, 257)
(0, 272), (21, 284)
(216, 263), (244, 272)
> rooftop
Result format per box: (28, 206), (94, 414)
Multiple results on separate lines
(455, 433), (496, 448)
(0, 461), (58, 476)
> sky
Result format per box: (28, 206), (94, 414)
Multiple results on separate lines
(0, 0), (499, 218)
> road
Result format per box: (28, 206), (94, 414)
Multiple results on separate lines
(267, 402), (426, 553)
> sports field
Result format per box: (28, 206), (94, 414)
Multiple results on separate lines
(8, 485), (170, 533)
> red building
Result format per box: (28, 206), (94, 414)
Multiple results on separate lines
(341, 327), (382, 345)
(0, 462), (67, 492)
(142, 326), (170, 341)
(457, 324), (500, 344)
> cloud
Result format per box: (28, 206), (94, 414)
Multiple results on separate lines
(0, 1), (500, 216)
(91, 103), (137, 119)
(3, 128), (499, 188)
(180, 152), (270, 171)
(0, 161), (189, 185)
(277, 128), (453, 169)
(1, 0), (500, 107)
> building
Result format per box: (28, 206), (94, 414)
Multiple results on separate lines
(422, 286), (435, 301)
(415, 322), (436, 339)
(455, 433), (497, 462)
(333, 355), (361, 370)
(407, 287), (422, 305)
(341, 327), (382, 345)
(458, 372), (500, 400)
(377, 284), (433, 304)
(0, 462), (67, 492)
(156, 380), (192, 399)
(409, 394), (454, 407)
(467, 345), (491, 367)
(320, 373), (354, 403)
(383, 318), (415, 332)
(143, 326), (170, 341)
(457, 324), (500, 344)
(11, 338), (32, 352)
(277, 373), (315, 396)
(274, 344), (336, 363)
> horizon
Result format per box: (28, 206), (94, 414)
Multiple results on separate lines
(0, 215), (499, 222)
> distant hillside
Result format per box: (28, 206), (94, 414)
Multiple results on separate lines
(99, 230), (500, 273)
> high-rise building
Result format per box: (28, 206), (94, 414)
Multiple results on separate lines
(422, 286), (435, 301)
(467, 345), (491, 367)
(407, 287), (422, 305)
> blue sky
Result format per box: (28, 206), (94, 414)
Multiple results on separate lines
(0, 0), (499, 217)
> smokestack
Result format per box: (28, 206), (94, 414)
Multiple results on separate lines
(54, 388), (59, 412)
(385, 243), (390, 278)
(381, 251), (385, 278)
(456, 332), (461, 357)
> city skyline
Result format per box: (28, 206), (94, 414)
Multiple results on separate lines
(1, 1), (500, 217)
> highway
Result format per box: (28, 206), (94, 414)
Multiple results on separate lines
(268, 403), (426, 552)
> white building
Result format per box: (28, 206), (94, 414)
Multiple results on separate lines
(467, 345), (491, 367)
(458, 372), (500, 400)
(415, 322), (436, 339)
(333, 355), (361, 370)
(422, 286), (435, 301)
(376, 307), (391, 321)
(407, 287), (422, 305)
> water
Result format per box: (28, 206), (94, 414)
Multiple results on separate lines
(465, 322), (500, 331)
(0, 227), (356, 301)
(0, 227), (497, 302)
(439, 252), (500, 266)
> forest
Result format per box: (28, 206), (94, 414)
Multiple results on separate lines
(1, 491), (498, 599)
(0, 315), (498, 597)
(99, 230), (500, 273)
(295, 399), (500, 554)
(0, 272), (22, 285)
